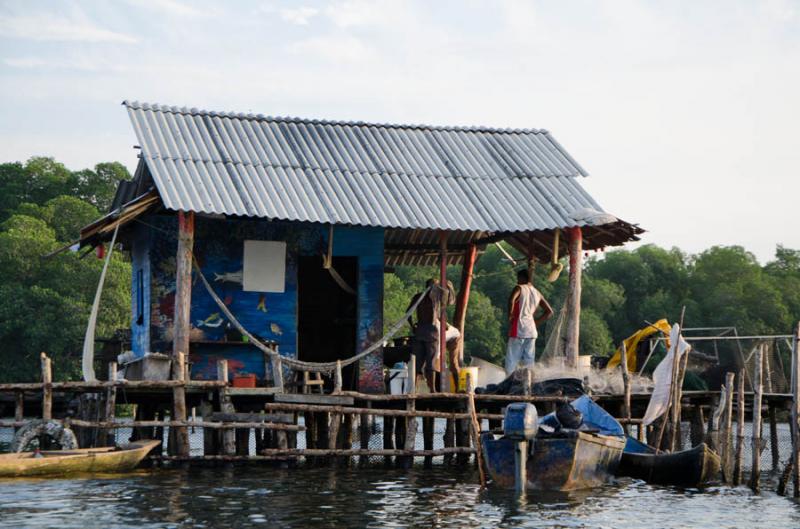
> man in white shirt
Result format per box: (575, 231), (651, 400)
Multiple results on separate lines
(505, 269), (553, 374)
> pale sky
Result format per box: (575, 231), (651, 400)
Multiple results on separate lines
(1, 0), (798, 262)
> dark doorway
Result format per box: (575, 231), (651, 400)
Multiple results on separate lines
(298, 256), (359, 390)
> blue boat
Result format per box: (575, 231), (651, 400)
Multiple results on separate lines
(482, 396), (626, 491)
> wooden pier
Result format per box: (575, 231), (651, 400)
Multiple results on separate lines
(2, 352), (798, 490)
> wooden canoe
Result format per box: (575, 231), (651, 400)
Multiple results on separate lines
(482, 431), (626, 491)
(616, 441), (721, 487)
(0, 440), (160, 478)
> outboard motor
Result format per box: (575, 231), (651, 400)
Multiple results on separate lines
(504, 403), (538, 493)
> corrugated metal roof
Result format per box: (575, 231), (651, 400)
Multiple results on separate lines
(124, 101), (613, 233)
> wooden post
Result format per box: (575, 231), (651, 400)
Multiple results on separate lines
(734, 370), (746, 486)
(671, 347), (690, 451)
(792, 321), (800, 498)
(749, 345), (764, 492)
(719, 372), (735, 482)
(690, 405), (705, 447)
(104, 361), (118, 446)
(453, 243), (477, 369)
(620, 343), (631, 436)
(172, 210), (193, 457)
(271, 354), (284, 392)
(359, 404), (371, 467)
(217, 360), (236, 457)
(40, 352), (52, 421)
(171, 352), (190, 457)
(423, 417), (434, 469)
(564, 227), (582, 368)
(769, 403), (780, 472)
(173, 211), (194, 362)
(327, 413), (341, 463)
(466, 373), (486, 487)
(707, 392), (721, 451)
(383, 415), (395, 468)
(438, 231), (448, 392)
(443, 418), (455, 465)
(334, 361), (342, 394)
(14, 391), (24, 433)
(402, 354), (417, 470)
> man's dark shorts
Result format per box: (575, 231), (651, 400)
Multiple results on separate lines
(413, 323), (440, 374)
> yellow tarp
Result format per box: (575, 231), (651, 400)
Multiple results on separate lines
(606, 319), (671, 372)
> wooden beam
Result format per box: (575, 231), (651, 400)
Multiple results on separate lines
(40, 353), (52, 421)
(564, 227), (583, 367)
(453, 243), (477, 368)
(173, 210), (194, 361)
(439, 231), (448, 392)
(275, 393), (355, 406)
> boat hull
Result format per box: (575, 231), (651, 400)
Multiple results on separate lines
(0, 440), (160, 478)
(482, 431), (625, 491)
(617, 442), (721, 487)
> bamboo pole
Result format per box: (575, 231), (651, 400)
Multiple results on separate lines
(466, 373), (486, 487)
(749, 345), (764, 492)
(0, 380), (226, 391)
(40, 353), (52, 421)
(264, 403), (470, 420)
(733, 370), (745, 486)
(0, 419), (304, 430)
(104, 361), (118, 446)
(620, 343), (631, 436)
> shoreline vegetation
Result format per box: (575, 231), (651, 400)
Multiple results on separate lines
(2, 156), (798, 382)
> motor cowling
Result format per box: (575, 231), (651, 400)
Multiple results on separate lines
(503, 402), (538, 440)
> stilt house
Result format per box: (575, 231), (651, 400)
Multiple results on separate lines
(80, 101), (641, 394)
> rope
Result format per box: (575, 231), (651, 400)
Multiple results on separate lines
(82, 224), (119, 382)
(192, 256), (431, 373)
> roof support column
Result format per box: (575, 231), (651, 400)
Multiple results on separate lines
(171, 210), (193, 457)
(439, 232), (448, 393)
(453, 243), (477, 372)
(564, 227), (583, 368)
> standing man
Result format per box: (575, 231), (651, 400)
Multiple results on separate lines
(506, 269), (553, 375)
(407, 279), (455, 392)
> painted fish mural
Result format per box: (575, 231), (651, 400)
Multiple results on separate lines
(257, 295), (267, 313)
(214, 270), (243, 284)
(269, 323), (283, 336)
(196, 312), (224, 328)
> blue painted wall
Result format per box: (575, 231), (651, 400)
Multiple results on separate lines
(131, 214), (385, 392)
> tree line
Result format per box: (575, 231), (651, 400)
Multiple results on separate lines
(1, 156), (797, 381)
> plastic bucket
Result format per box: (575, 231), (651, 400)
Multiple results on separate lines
(389, 366), (409, 395)
(448, 367), (480, 392)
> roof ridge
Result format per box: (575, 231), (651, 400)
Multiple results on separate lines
(143, 152), (581, 179)
(122, 100), (549, 135)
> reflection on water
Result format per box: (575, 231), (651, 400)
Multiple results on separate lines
(1, 466), (799, 529)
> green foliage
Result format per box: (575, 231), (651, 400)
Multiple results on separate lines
(0, 157), (131, 381)
(384, 242), (800, 370)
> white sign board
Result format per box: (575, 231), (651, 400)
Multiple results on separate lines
(243, 240), (286, 293)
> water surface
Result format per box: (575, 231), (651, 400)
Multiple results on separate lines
(1, 466), (798, 528)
